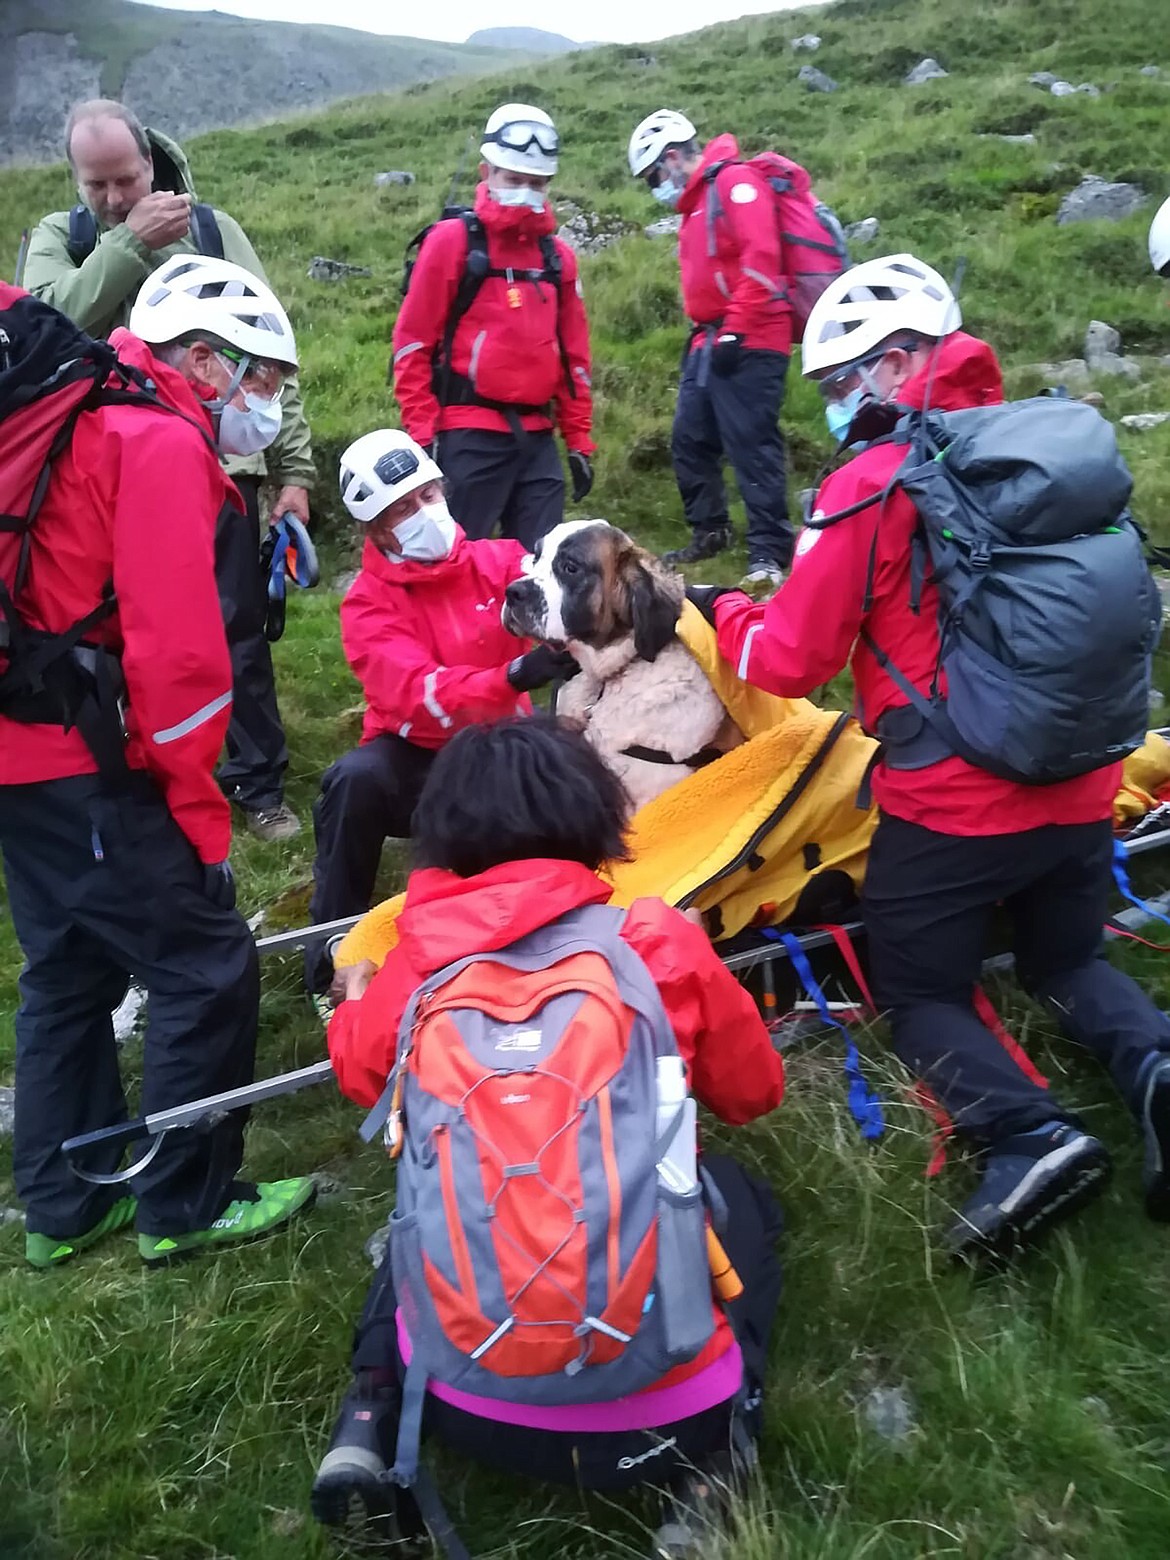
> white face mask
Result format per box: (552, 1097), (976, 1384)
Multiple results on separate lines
(651, 166), (686, 208)
(217, 391), (283, 456)
(383, 499), (456, 564)
(492, 185), (546, 213)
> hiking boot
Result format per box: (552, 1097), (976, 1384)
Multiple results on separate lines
(1139, 1052), (1170, 1220)
(662, 528), (733, 567)
(138, 1177), (317, 1266)
(649, 1449), (746, 1559)
(25, 1195), (137, 1270)
(739, 560), (786, 599)
(943, 1122), (1111, 1265)
(245, 802), (301, 842)
(310, 1376), (427, 1546)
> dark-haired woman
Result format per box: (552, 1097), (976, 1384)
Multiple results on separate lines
(312, 716), (785, 1553)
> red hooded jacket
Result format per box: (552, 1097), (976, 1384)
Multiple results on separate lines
(0, 320), (237, 864)
(713, 332), (1121, 835)
(676, 134), (793, 357)
(328, 859), (785, 1398)
(342, 527), (533, 749)
(392, 184), (594, 453)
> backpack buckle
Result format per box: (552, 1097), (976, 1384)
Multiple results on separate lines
(969, 542), (993, 570)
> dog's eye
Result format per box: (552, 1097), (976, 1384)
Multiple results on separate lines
(559, 558), (579, 577)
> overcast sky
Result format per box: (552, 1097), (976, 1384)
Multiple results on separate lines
(126, 0), (811, 47)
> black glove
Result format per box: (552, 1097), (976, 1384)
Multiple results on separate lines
(568, 450), (594, 504)
(710, 332), (744, 377)
(202, 859), (236, 911)
(685, 582), (741, 628)
(507, 645), (580, 693)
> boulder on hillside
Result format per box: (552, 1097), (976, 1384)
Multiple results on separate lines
(904, 57), (948, 85)
(798, 64), (839, 92)
(1057, 174), (1149, 225)
(307, 255), (372, 281)
(374, 170), (415, 186)
(845, 216), (880, 243)
(1140, 64), (1161, 77)
(644, 214), (683, 238)
(1050, 80), (1077, 96)
(1075, 82), (1101, 97)
(1084, 320), (1121, 364)
(0, 1087), (13, 1140)
(556, 209), (637, 255)
(791, 33), (821, 51)
(1028, 71), (1060, 87)
(1121, 412), (1170, 430)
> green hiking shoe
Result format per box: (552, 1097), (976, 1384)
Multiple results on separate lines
(25, 1195), (137, 1270)
(138, 1177), (317, 1266)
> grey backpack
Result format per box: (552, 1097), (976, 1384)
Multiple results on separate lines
(361, 904), (715, 1489)
(853, 397), (1161, 784)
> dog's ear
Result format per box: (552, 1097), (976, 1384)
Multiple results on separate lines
(623, 549), (683, 662)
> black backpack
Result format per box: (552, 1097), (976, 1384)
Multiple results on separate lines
(398, 208), (573, 417)
(813, 396), (1161, 785)
(65, 201), (224, 267)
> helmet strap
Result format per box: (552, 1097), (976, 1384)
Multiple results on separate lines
(207, 351), (251, 413)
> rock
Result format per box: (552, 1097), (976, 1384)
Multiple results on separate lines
(1140, 65), (1161, 78)
(862, 1384), (917, 1443)
(1056, 174), (1149, 225)
(1035, 358), (1092, 387)
(904, 57), (948, 85)
(374, 170), (415, 187)
(1050, 80), (1077, 97)
(0, 1087), (13, 1139)
(270, 1510), (305, 1539)
(1028, 71), (1060, 88)
(798, 64), (839, 93)
(1080, 391), (1106, 407)
(791, 33), (821, 51)
(1095, 355), (1142, 381)
(632, 53), (658, 67)
(1120, 412), (1170, 430)
(644, 214), (683, 238)
(1076, 82), (1101, 97)
(1081, 1395), (1112, 1424)
(112, 983), (148, 1046)
(313, 1175), (348, 1202)
(845, 217), (880, 244)
(0, 1206), (23, 1228)
(365, 1222), (390, 1268)
(556, 210), (636, 256)
(1084, 320), (1121, 364)
(331, 567), (360, 595)
(998, 132), (1038, 144)
(307, 256), (372, 282)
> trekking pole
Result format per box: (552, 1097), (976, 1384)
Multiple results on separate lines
(61, 1060), (336, 1185)
(13, 229), (30, 288)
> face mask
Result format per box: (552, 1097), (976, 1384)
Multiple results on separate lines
(493, 185), (546, 213)
(825, 387), (867, 444)
(651, 170), (686, 208)
(217, 391), (283, 456)
(385, 499), (457, 564)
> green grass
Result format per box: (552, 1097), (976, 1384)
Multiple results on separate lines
(6, 0), (1170, 1553)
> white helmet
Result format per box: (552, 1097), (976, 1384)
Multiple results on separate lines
(1149, 195), (1170, 276)
(481, 103), (559, 177)
(129, 254), (298, 368)
(628, 109), (697, 178)
(801, 253), (960, 377)
(339, 430), (442, 524)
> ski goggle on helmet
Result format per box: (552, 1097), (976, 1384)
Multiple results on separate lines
(481, 103), (559, 176)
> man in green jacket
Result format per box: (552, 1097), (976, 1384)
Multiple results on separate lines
(24, 99), (312, 842)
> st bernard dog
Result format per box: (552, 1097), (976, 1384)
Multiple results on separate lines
(502, 519), (744, 810)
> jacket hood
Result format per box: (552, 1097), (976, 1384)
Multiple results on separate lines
(146, 128), (197, 198)
(358, 524), (473, 586)
(107, 327), (216, 437)
(678, 133), (741, 215)
(396, 859), (613, 974)
(898, 330), (1004, 413)
(474, 180), (557, 240)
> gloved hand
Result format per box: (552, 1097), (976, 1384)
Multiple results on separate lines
(685, 582), (743, 628)
(710, 332), (744, 377)
(567, 450), (594, 504)
(507, 645), (581, 693)
(202, 859), (236, 911)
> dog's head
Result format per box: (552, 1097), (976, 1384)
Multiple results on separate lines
(502, 519), (682, 662)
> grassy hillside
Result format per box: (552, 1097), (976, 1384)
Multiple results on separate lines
(4, 0), (1170, 1556)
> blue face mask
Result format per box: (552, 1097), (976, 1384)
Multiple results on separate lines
(493, 185), (546, 213)
(651, 169), (686, 208)
(825, 386), (867, 444)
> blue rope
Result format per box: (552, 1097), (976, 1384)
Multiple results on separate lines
(1112, 838), (1170, 930)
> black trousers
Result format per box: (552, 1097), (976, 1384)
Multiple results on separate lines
(862, 812), (1170, 1144)
(438, 428), (564, 551)
(350, 1154), (783, 1492)
(216, 477), (289, 810)
(0, 773), (258, 1238)
(671, 348), (793, 568)
(304, 735), (436, 990)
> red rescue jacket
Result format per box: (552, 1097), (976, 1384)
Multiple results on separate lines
(714, 331), (1121, 835)
(341, 527), (533, 749)
(328, 859), (785, 1393)
(392, 184), (595, 453)
(676, 134), (793, 357)
(0, 326), (236, 864)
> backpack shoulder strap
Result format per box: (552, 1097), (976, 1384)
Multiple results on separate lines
(434, 213), (491, 397)
(66, 205), (98, 267)
(189, 203), (225, 260)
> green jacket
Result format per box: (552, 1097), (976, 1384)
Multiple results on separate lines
(24, 127), (314, 490)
